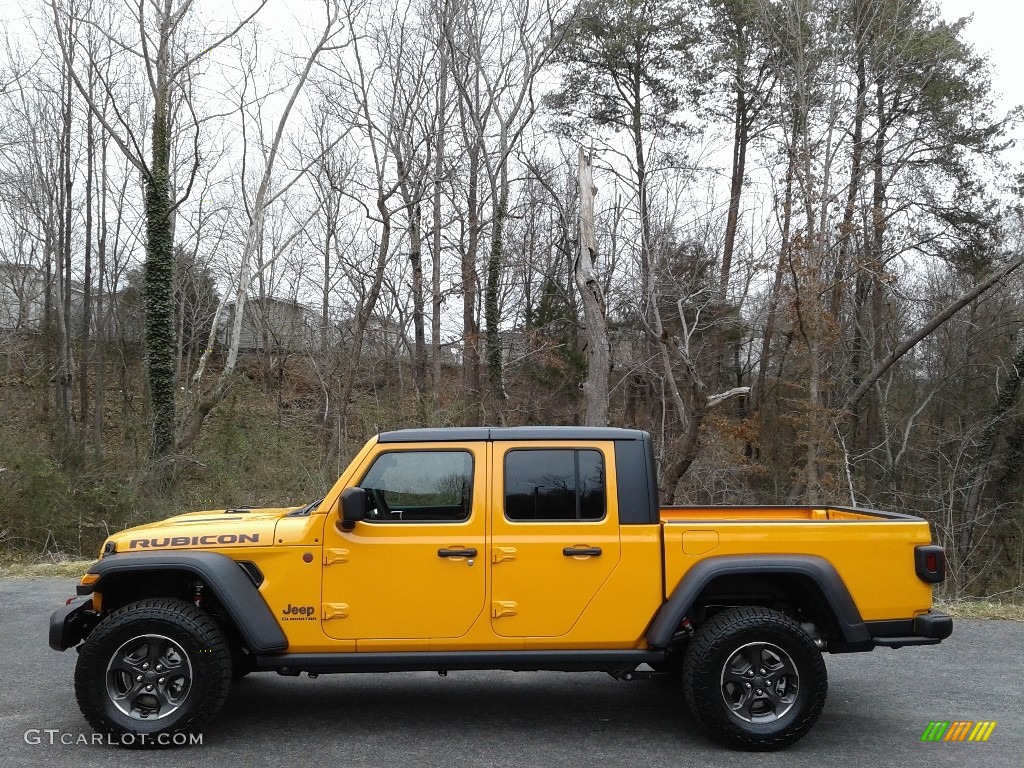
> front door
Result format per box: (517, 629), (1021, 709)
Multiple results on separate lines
(321, 444), (486, 643)
(489, 441), (621, 637)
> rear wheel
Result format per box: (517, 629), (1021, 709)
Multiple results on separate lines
(74, 598), (232, 747)
(682, 607), (827, 751)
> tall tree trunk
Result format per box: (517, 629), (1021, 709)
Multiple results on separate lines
(630, 67), (659, 430)
(462, 141), (482, 422)
(328, 199), (393, 467)
(484, 190), (506, 404)
(409, 201), (428, 415)
(865, 76), (889, 473)
(431, 16), (449, 406)
(575, 148), (609, 426)
(322, 208), (333, 352)
(836, 50), (869, 476)
(632, 74), (651, 315)
(712, 85), (750, 390)
(145, 98), (176, 455)
(56, 43), (76, 447)
(80, 74), (95, 425)
(848, 269), (870, 448)
(802, 336), (822, 501)
(831, 51), (866, 318)
(754, 110), (798, 415)
(143, 12), (177, 456)
(93, 128), (109, 461)
(44, 223), (53, 422)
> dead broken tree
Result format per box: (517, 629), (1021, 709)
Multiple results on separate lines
(575, 148), (610, 427)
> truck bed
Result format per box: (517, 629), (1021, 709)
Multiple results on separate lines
(659, 504), (936, 623)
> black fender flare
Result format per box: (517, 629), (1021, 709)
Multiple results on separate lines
(79, 551), (288, 653)
(646, 554), (871, 648)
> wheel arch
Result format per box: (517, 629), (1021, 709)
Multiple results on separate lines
(647, 555), (872, 649)
(82, 552), (288, 654)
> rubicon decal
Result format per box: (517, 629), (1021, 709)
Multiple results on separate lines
(920, 721), (997, 742)
(128, 533), (260, 549)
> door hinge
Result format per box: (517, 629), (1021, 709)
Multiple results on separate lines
(491, 601), (518, 618)
(492, 547), (518, 564)
(324, 548), (350, 566)
(322, 603), (349, 620)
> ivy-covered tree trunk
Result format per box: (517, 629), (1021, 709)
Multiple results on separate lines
(484, 195), (506, 403)
(144, 91), (176, 456)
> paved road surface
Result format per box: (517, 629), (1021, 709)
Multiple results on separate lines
(2, 579), (1020, 767)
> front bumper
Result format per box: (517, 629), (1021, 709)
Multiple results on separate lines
(48, 596), (98, 651)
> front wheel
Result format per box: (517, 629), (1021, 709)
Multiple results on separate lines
(682, 607), (827, 751)
(74, 598), (232, 747)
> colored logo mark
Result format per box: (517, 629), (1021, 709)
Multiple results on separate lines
(920, 721), (997, 742)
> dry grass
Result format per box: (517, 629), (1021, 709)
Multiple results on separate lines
(937, 599), (1024, 622)
(0, 558), (95, 579)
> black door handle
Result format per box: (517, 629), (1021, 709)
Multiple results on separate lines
(563, 546), (602, 557)
(438, 548), (478, 558)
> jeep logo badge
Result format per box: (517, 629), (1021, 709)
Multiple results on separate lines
(281, 604), (316, 621)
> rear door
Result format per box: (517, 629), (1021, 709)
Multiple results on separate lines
(489, 441), (620, 637)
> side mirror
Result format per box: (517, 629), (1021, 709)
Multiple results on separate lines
(339, 487), (368, 529)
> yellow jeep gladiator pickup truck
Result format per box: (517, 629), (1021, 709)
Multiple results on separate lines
(50, 427), (951, 750)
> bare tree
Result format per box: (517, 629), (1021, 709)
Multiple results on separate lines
(446, 0), (573, 411)
(50, 0), (268, 455)
(575, 148), (609, 425)
(181, 1), (348, 449)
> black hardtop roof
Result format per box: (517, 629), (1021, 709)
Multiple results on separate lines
(377, 426), (649, 443)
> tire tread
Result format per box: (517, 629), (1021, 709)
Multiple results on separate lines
(682, 606), (827, 751)
(74, 598), (232, 747)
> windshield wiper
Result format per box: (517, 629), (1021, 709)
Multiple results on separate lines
(289, 498), (323, 516)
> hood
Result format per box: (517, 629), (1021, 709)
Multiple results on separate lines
(102, 506), (298, 555)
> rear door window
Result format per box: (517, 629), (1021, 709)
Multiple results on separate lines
(503, 449), (605, 522)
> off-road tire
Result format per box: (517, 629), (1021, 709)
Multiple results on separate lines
(682, 607), (827, 751)
(74, 598), (231, 748)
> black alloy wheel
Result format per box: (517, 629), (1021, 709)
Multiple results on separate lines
(682, 606), (828, 751)
(74, 598), (232, 747)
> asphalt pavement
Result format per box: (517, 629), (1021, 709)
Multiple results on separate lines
(2, 578), (1021, 768)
